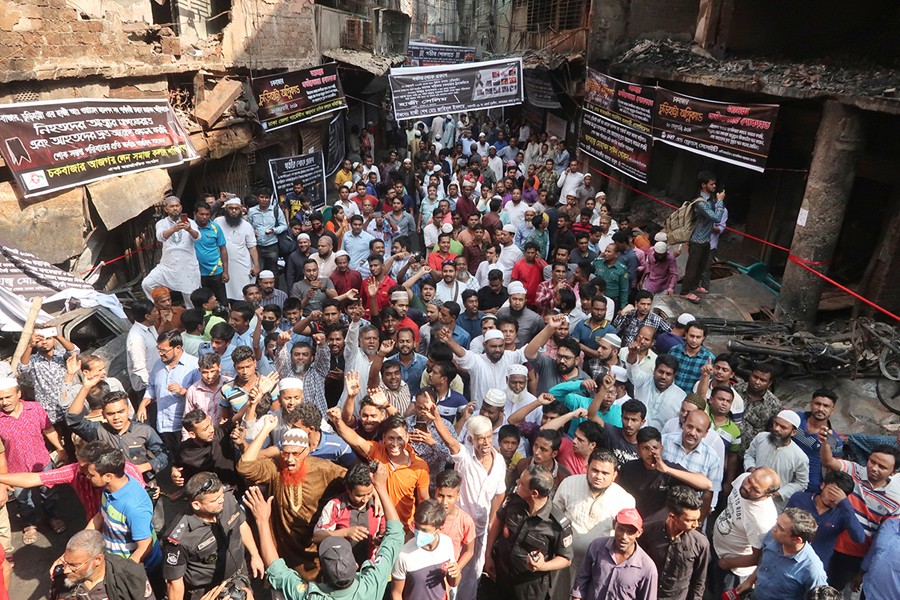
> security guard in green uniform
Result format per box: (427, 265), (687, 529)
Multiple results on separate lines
(592, 243), (629, 312)
(243, 463), (404, 600)
(484, 464), (574, 600)
(162, 472), (265, 600)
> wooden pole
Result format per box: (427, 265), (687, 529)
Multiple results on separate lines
(11, 297), (44, 369)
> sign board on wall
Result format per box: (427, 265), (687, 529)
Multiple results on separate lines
(0, 98), (197, 198)
(269, 152), (327, 210)
(252, 63), (347, 133)
(406, 42), (476, 66)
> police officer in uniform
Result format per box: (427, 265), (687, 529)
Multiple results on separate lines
(162, 472), (265, 600)
(484, 464), (574, 600)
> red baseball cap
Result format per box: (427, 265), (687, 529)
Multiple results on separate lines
(616, 508), (643, 529)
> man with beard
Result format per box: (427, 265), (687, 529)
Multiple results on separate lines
(612, 290), (671, 346)
(214, 197), (259, 303)
(142, 195), (200, 307)
(292, 259), (343, 316)
(496, 224), (524, 285)
(429, 411), (508, 600)
(794, 390), (843, 492)
(626, 348), (685, 431)
(495, 280), (543, 347)
(638, 485), (710, 600)
(330, 250), (363, 299)
(362, 254), (397, 318)
(661, 410), (720, 519)
(504, 363), (536, 421)
(572, 509), (657, 600)
(391, 326), (426, 394)
(732, 363), (781, 452)
(744, 410), (809, 510)
(550, 449), (634, 600)
(328, 410), (430, 533)
(439, 313), (549, 408)
(311, 237), (338, 279)
(50, 530), (154, 600)
(711, 468), (781, 595)
(668, 321), (715, 392)
(162, 472), (264, 600)
(257, 270), (287, 309)
(239, 417), (346, 580)
(286, 233), (313, 292)
(525, 317), (588, 395)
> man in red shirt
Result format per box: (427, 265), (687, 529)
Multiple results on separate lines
(427, 232), (458, 271)
(362, 254), (397, 318)
(330, 250), (364, 298)
(510, 241), (548, 308)
(350, 181), (378, 212)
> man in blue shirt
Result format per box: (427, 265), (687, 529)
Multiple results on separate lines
(438, 302), (470, 350)
(83, 442), (162, 572)
(786, 471), (866, 567)
(457, 290), (483, 341)
(793, 389), (844, 492)
(861, 515), (900, 600)
(342, 215), (377, 276)
(736, 507), (827, 600)
(137, 330), (200, 452)
(193, 203), (229, 307)
(248, 188), (288, 274)
(392, 328), (427, 395)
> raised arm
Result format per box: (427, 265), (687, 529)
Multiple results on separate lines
(524, 314), (565, 360)
(341, 371), (362, 428)
(326, 407), (374, 458)
(241, 414), (279, 464)
(542, 408), (587, 432)
(819, 430), (843, 472)
(426, 401), (461, 455)
(508, 395), (551, 426)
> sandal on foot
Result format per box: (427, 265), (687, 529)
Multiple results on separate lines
(49, 518), (66, 535)
(680, 293), (701, 304)
(695, 287), (708, 294)
(22, 525), (37, 545)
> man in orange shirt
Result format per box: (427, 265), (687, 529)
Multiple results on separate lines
(427, 233), (458, 271)
(328, 410), (430, 533)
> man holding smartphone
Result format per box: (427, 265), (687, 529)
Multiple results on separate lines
(142, 195), (201, 307)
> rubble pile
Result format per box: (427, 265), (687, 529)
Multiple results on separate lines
(614, 39), (900, 99)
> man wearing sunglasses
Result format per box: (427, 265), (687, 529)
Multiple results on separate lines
(161, 472), (264, 600)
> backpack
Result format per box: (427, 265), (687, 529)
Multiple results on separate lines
(663, 197), (704, 245)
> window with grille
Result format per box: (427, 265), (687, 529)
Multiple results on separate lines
(518, 0), (588, 32)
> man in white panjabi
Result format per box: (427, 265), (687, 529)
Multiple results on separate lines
(142, 195), (200, 307)
(214, 197), (260, 303)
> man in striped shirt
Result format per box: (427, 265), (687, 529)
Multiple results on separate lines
(819, 438), (900, 593)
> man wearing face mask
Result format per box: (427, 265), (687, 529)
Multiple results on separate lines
(391, 499), (460, 600)
(142, 195), (201, 307)
(238, 418), (347, 580)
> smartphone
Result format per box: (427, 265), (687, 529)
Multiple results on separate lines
(180, 213), (189, 223)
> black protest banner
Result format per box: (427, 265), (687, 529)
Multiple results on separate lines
(654, 88), (779, 172)
(524, 68), (561, 109)
(269, 152), (327, 210)
(324, 113), (345, 178)
(389, 58), (524, 121)
(0, 98), (197, 198)
(579, 70), (654, 183)
(252, 63), (347, 133)
(579, 109), (652, 183)
(406, 42), (476, 66)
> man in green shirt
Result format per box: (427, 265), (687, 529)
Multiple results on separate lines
(244, 462), (403, 600)
(592, 243), (629, 311)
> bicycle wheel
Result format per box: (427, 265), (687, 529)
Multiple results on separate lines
(876, 343), (900, 414)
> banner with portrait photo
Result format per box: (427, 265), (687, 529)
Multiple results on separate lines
(406, 42), (476, 66)
(389, 58), (524, 121)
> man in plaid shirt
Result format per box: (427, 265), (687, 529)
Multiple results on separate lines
(612, 290), (671, 345)
(669, 321), (716, 392)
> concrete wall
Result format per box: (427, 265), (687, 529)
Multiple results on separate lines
(591, 0), (698, 62)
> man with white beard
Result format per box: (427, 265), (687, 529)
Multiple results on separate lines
(504, 364), (537, 424)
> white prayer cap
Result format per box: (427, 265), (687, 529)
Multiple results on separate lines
(611, 365), (628, 383)
(483, 388), (506, 407)
(224, 197), (242, 206)
(677, 313), (695, 326)
(602, 333), (622, 348)
(507, 281), (527, 296)
(258, 270), (275, 280)
(0, 377), (17, 391)
(508, 364), (528, 377)
(484, 330), (504, 342)
(280, 378), (303, 391)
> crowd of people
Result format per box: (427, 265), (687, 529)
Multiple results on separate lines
(0, 113), (897, 600)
